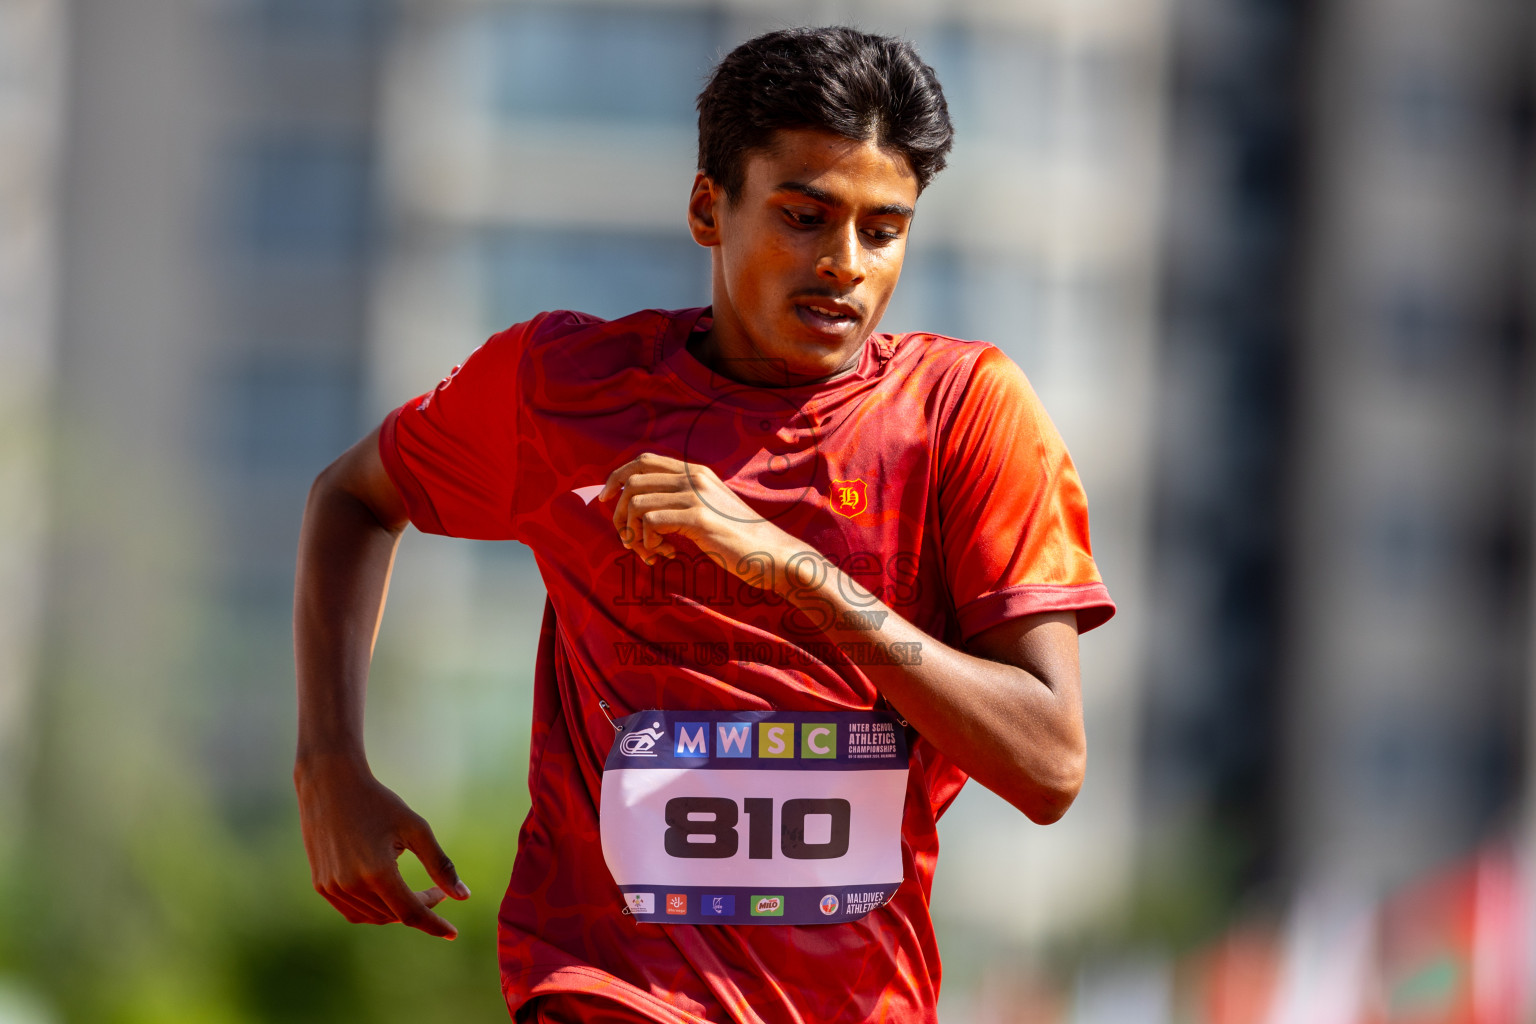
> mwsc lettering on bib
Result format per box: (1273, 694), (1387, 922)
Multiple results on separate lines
(600, 709), (908, 925)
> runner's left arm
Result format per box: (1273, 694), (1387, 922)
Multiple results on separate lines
(600, 454), (1084, 824)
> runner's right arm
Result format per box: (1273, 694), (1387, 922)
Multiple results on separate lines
(293, 427), (470, 939)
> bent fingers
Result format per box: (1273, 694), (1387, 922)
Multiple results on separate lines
(375, 870), (459, 940)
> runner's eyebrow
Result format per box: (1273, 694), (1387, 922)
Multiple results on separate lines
(775, 181), (837, 204)
(774, 181), (913, 219)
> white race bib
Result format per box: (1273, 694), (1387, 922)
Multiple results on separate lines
(600, 710), (909, 925)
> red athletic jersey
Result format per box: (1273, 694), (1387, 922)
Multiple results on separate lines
(379, 306), (1114, 1023)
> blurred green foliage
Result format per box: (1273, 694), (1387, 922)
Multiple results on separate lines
(0, 528), (538, 1024)
(3, 770), (526, 1023)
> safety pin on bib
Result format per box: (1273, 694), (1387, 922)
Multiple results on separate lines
(598, 699), (621, 733)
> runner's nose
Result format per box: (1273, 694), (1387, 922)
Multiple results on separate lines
(816, 223), (864, 288)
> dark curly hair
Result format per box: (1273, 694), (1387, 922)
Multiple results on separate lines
(696, 27), (954, 200)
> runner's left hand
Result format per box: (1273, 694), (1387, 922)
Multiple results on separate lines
(599, 453), (794, 586)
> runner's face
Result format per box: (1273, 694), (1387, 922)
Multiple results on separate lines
(688, 128), (919, 384)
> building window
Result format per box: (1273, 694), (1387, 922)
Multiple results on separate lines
(488, 5), (721, 124)
(1384, 63), (1470, 153)
(913, 24), (1055, 148)
(230, 135), (373, 261)
(879, 245), (966, 339)
(1378, 280), (1462, 374)
(233, 0), (382, 46)
(482, 228), (708, 329)
(1368, 496), (1451, 595)
(220, 356), (360, 476)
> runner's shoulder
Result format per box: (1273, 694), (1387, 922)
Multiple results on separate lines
(511, 307), (687, 375)
(526, 308), (609, 337)
(521, 307), (678, 349)
(883, 330), (1030, 401)
(886, 328), (1000, 369)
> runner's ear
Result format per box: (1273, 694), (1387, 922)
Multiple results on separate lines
(687, 173), (722, 246)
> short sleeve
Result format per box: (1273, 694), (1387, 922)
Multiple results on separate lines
(377, 319), (534, 541)
(938, 346), (1116, 640)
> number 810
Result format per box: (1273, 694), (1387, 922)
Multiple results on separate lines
(663, 797), (851, 860)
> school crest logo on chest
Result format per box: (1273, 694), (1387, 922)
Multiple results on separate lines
(830, 478), (868, 518)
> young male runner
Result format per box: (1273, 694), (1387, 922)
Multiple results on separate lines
(294, 26), (1114, 1023)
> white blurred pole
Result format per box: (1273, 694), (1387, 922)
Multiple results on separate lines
(1263, 884), (1374, 1024)
(1071, 957), (1173, 1024)
(0, 0), (66, 847)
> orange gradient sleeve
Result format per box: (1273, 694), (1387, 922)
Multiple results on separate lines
(937, 345), (1115, 640)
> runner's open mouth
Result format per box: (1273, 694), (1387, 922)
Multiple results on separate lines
(806, 304), (854, 321)
(795, 299), (862, 330)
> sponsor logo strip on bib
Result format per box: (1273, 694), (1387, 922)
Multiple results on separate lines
(621, 886), (895, 924)
(601, 710), (908, 926)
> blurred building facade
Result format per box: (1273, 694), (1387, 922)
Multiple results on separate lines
(1149, 0), (1536, 922)
(45, 0), (384, 845)
(1284, 0), (1536, 894)
(1146, 0), (1307, 909)
(9, 0), (397, 1016)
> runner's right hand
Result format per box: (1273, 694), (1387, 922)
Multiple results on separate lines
(295, 755), (470, 939)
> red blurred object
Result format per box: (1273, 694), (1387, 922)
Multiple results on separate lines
(1187, 925), (1282, 1024)
(1362, 844), (1527, 1024)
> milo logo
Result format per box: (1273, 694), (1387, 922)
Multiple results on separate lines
(750, 894), (785, 917)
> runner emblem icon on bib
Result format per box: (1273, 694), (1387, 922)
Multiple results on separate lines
(600, 709), (908, 925)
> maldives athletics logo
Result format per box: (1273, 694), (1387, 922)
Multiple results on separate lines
(830, 479), (868, 518)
